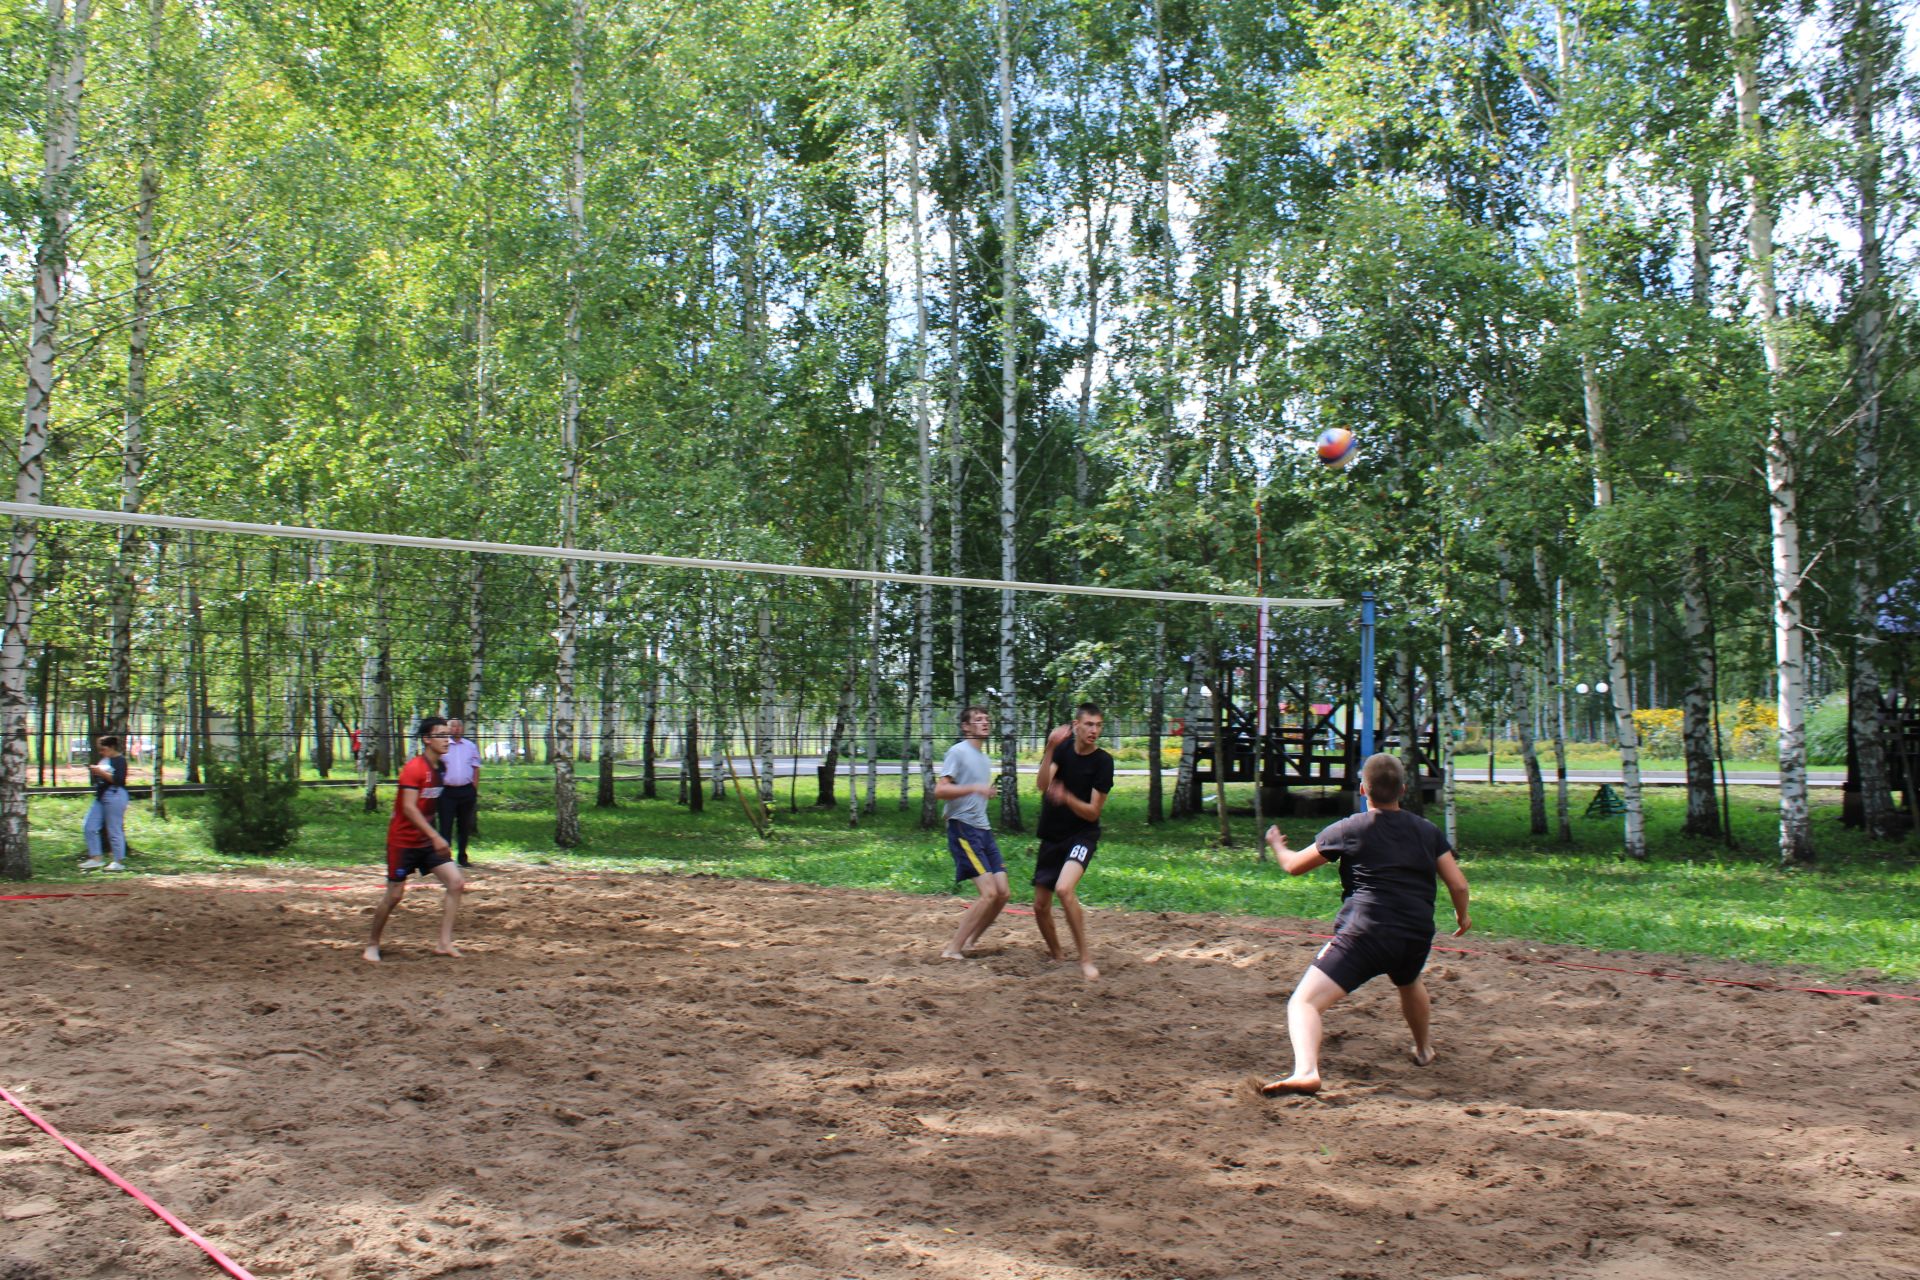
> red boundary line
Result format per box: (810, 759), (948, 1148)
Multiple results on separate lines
(0, 1085), (257, 1280)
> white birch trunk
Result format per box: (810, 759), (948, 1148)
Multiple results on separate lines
(1147, 617), (1166, 822)
(148, 534), (168, 816)
(359, 635), (381, 812)
(1, 0), (91, 879)
(994, 0), (1022, 831)
(1846, 0), (1896, 839)
(107, 0), (159, 739)
(1498, 553), (1546, 833)
(1559, 6), (1646, 857)
(908, 93), (939, 830)
(757, 605), (775, 806)
(1727, 0), (1811, 862)
(1175, 651), (1207, 818)
(596, 648), (616, 807)
(551, 0), (589, 848)
(944, 198), (967, 710)
(1679, 559), (1722, 836)
(1542, 560), (1572, 841)
(465, 559), (486, 721)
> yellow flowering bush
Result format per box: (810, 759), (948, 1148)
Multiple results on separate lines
(1633, 708), (1684, 756)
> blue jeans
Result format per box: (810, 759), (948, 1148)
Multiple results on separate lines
(84, 788), (129, 863)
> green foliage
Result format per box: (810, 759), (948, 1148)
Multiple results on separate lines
(201, 740), (304, 856)
(1805, 692), (1850, 767)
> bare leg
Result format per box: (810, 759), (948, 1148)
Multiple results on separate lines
(1032, 885), (1066, 961)
(1260, 965), (1347, 1095)
(944, 873), (1010, 958)
(1051, 860), (1098, 979)
(1398, 978), (1435, 1065)
(964, 872), (1010, 950)
(430, 862), (466, 956)
(364, 881), (407, 963)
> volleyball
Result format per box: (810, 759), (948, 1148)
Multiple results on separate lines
(1316, 428), (1358, 469)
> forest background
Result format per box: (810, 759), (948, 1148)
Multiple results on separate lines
(0, 0), (1916, 881)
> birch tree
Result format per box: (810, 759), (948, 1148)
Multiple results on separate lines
(1, 0), (92, 880)
(907, 77), (940, 830)
(551, 0), (590, 849)
(1727, 0), (1812, 863)
(993, 0), (1022, 830)
(1840, 0), (1900, 839)
(1558, 3), (1647, 858)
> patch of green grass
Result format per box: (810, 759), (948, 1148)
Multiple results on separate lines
(25, 774), (1919, 982)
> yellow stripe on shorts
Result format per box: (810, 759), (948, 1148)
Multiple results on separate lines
(958, 837), (987, 876)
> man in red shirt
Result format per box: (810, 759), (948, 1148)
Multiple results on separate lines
(364, 717), (466, 963)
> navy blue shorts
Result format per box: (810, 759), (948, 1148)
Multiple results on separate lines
(1311, 927), (1433, 992)
(1033, 836), (1097, 889)
(947, 821), (1005, 881)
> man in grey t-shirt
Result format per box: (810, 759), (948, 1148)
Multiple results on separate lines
(934, 706), (1010, 958)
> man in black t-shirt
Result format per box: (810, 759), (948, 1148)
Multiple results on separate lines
(1032, 701), (1115, 980)
(1258, 753), (1472, 1097)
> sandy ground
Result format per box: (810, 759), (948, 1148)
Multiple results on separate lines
(2, 865), (1916, 1280)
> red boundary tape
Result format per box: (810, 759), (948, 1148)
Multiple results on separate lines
(0, 1085), (257, 1280)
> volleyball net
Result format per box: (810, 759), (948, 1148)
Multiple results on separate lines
(0, 502), (1358, 810)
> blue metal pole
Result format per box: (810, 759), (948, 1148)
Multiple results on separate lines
(1359, 591), (1376, 811)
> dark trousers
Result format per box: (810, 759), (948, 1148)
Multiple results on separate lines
(436, 784), (479, 860)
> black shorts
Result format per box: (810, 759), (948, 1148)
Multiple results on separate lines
(386, 842), (453, 883)
(1032, 836), (1097, 889)
(1311, 927), (1433, 992)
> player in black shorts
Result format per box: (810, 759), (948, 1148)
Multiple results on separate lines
(1033, 702), (1114, 980)
(1259, 752), (1471, 1096)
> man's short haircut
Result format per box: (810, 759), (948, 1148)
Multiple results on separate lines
(97, 734), (122, 750)
(960, 705), (990, 730)
(1361, 752), (1406, 805)
(418, 715), (449, 740)
(1075, 701), (1103, 720)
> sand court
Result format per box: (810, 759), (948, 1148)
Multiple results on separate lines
(3, 867), (1915, 1279)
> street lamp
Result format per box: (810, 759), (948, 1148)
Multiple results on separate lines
(1573, 681), (1611, 743)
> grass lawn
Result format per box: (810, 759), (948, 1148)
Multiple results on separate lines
(24, 770), (1919, 983)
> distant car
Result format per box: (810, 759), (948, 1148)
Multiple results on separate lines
(68, 738), (92, 762)
(482, 740), (524, 762)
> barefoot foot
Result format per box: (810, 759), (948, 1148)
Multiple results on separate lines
(1411, 1044), (1436, 1067)
(940, 948), (968, 960)
(362, 945), (382, 964)
(433, 945), (462, 958)
(1079, 960), (1100, 980)
(1259, 1074), (1322, 1097)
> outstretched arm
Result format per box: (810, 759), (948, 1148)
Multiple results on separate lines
(1264, 825), (1328, 875)
(1437, 851), (1471, 935)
